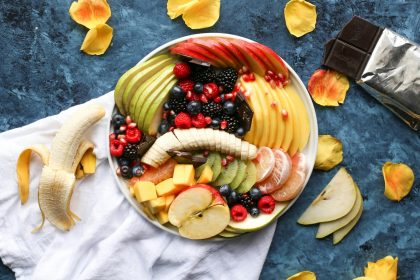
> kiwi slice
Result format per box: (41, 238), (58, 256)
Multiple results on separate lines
(210, 153), (222, 182)
(230, 160), (247, 189)
(236, 161), (257, 193)
(213, 159), (239, 186)
(195, 152), (217, 178)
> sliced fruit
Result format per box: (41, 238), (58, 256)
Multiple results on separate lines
(195, 153), (216, 178)
(175, 42), (226, 67)
(210, 153), (222, 181)
(190, 38), (240, 67)
(273, 86), (294, 151)
(257, 149), (292, 194)
(229, 40), (267, 76)
(271, 152), (307, 201)
(173, 164), (195, 187)
(197, 165), (213, 184)
(230, 160), (247, 189)
(139, 159), (177, 184)
(252, 42), (289, 79)
(218, 231), (242, 238)
(279, 85), (300, 155)
(134, 181), (157, 203)
(298, 167), (357, 225)
(382, 162), (414, 202)
(236, 161), (257, 193)
(213, 159), (239, 186)
(216, 38), (250, 69)
(254, 147), (276, 183)
(333, 201), (363, 244)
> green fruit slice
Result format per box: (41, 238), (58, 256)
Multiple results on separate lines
(230, 160), (247, 189)
(195, 153), (217, 178)
(213, 159), (239, 186)
(236, 161), (257, 193)
(210, 153), (222, 182)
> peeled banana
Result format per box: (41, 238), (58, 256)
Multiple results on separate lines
(141, 128), (257, 168)
(16, 104), (105, 232)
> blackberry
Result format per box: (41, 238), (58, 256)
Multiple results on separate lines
(123, 143), (138, 161)
(216, 68), (238, 93)
(239, 194), (255, 210)
(168, 98), (187, 113)
(190, 66), (217, 84)
(221, 114), (240, 134)
(202, 102), (222, 118)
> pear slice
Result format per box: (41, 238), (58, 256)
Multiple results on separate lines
(298, 168), (357, 225)
(316, 184), (363, 238)
(333, 200), (363, 244)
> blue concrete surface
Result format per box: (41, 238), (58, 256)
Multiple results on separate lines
(0, 0), (419, 279)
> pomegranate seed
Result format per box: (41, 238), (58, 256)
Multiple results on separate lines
(205, 116), (212, 124)
(264, 75), (271, 82)
(238, 69), (243, 75)
(186, 91), (193, 100)
(117, 134), (126, 139)
(271, 101), (278, 107)
(170, 110), (176, 115)
(120, 137), (127, 144)
(200, 94), (208, 103)
(283, 80), (289, 86)
(214, 96), (222, 103)
(221, 158), (228, 166)
(119, 125), (127, 131)
(128, 122), (137, 128)
(162, 112), (168, 119)
(234, 83), (241, 92)
(270, 80), (276, 89)
(278, 73), (284, 81)
(225, 93), (233, 100)
(281, 109), (288, 119)
(116, 167), (121, 176)
(242, 66), (249, 73)
(125, 116), (132, 124)
(275, 80), (281, 86)
(203, 150), (209, 157)
(267, 70), (274, 77)
(220, 120), (227, 130)
(226, 155), (234, 162)
(244, 91), (251, 98)
(109, 133), (116, 141)
(142, 164), (149, 171)
(248, 73), (255, 81)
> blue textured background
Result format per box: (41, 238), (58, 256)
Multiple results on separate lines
(1, 0), (419, 279)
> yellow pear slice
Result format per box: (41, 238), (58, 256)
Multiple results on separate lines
(298, 167), (357, 224)
(316, 184), (362, 238)
(333, 199), (363, 244)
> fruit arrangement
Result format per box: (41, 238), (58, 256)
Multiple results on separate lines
(109, 36), (313, 239)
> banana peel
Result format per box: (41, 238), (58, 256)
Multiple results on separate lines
(16, 104), (105, 232)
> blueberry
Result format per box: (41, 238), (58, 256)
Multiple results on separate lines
(158, 120), (170, 134)
(194, 82), (204, 93)
(219, 185), (232, 197)
(211, 118), (220, 129)
(171, 85), (185, 99)
(163, 102), (171, 111)
(132, 165), (145, 177)
(220, 94), (225, 103)
(223, 101), (236, 115)
(249, 207), (260, 217)
(120, 165), (133, 179)
(227, 190), (239, 206)
(112, 114), (125, 127)
(235, 127), (245, 137)
(117, 157), (130, 167)
(187, 101), (202, 115)
(249, 187), (262, 201)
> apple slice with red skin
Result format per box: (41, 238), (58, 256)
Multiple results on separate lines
(215, 38), (250, 69)
(174, 42), (226, 67)
(252, 42), (289, 79)
(243, 42), (278, 75)
(170, 46), (213, 65)
(229, 39), (267, 76)
(189, 184), (227, 206)
(188, 38), (239, 68)
(207, 38), (242, 68)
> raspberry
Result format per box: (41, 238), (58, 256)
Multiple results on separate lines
(173, 63), (191, 79)
(258, 195), (275, 214)
(174, 112), (192, 129)
(191, 113), (207, 128)
(178, 79), (194, 93)
(203, 83), (219, 99)
(230, 205), (248, 222)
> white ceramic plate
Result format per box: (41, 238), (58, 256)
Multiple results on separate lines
(107, 33), (318, 239)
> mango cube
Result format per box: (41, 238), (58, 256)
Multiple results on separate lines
(134, 181), (157, 203)
(173, 164), (195, 187)
(197, 165), (213, 184)
(164, 194), (175, 211)
(156, 211), (169, 224)
(146, 197), (166, 214)
(156, 178), (182, 196)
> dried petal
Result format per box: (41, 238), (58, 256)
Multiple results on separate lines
(364, 256), (398, 280)
(69, 0), (111, 29)
(167, 0), (198, 19)
(287, 271), (316, 280)
(284, 0), (317, 37)
(382, 162), (414, 201)
(81, 23), (113, 55)
(182, 0), (220, 29)
(315, 135), (343, 171)
(308, 69), (349, 106)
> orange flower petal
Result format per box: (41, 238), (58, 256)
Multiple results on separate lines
(167, 0), (198, 19)
(382, 162), (414, 201)
(284, 0), (317, 37)
(69, 0), (111, 29)
(182, 0), (220, 29)
(80, 23), (113, 55)
(308, 69), (349, 106)
(364, 256), (398, 280)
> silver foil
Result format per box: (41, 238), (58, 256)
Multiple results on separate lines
(358, 29), (420, 130)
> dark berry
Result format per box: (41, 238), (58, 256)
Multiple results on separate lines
(171, 85), (185, 99)
(163, 102), (171, 111)
(249, 187), (262, 201)
(239, 194), (254, 210)
(202, 102), (222, 118)
(210, 118), (220, 129)
(190, 66), (217, 84)
(187, 101), (202, 115)
(158, 120), (170, 134)
(221, 114), (240, 134)
(117, 157), (130, 167)
(112, 114), (125, 127)
(132, 165), (145, 177)
(216, 68), (238, 93)
(219, 185), (232, 197)
(120, 165), (133, 179)
(169, 98), (188, 114)
(194, 82), (204, 93)
(249, 207), (260, 217)
(227, 190), (239, 206)
(235, 127), (245, 137)
(223, 101), (236, 115)
(123, 143), (138, 161)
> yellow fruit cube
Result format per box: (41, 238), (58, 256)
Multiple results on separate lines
(156, 211), (169, 224)
(173, 164), (195, 187)
(197, 165), (213, 184)
(156, 178), (182, 196)
(164, 194), (175, 211)
(134, 181), (157, 203)
(146, 197), (166, 214)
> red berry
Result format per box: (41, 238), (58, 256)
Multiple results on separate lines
(203, 83), (219, 99)
(178, 79), (194, 92)
(191, 113), (207, 128)
(220, 120), (227, 130)
(258, 195), (275, 214)
(126, 127), (142, 143)
(226, 155), (235, 162)
(173, 63), (191, 79)
(174, 112), (192, 129)
(221, 158), (227, 166)
(200, 94), (209, 103)
(109, 133), (116, 141)
(204, 116), (212, 124)
(214, 96), (222, 103)
(119, 125), (127, 132)
(231, 205), (248, 222)
(125, 115), (132, 124)
(110, 139), (125, 157)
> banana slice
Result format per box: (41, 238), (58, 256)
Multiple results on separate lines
(241, 142), (249, 160)
(234, 137), (243, 158)
(228, 134), (237, 155)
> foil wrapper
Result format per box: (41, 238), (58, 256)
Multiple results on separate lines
(358, 29), (420, 130)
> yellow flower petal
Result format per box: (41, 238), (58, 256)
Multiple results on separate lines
(81, 23), (113, 55)
(69, 0), (111, 29)
(364, 256), (398, 280)
(182, 0), (220, 29)
(284, 0), (317, 37)
(308, 69), (349, 106)
(382, 162), (414, 201)
(287, 271), (316, 280)
(315, 135), (343, 171)
(167, 0), (198, 19)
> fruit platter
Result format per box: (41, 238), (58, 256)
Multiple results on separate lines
(107, 34), (318, 240)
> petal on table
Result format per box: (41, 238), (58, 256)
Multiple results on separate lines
(69, 0), (111, 29)
(308, 69), (349, 106)
(364, 256), (398, 280)
(284, 0), (317, 37)
(182, 0), (220, 29)
(382, 162), (414, 201)
(315, 135), (343, 171)
(80, 23), (113, 55)
(167, 0), (198, 19)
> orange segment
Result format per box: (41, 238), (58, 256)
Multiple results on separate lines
(80, 23), (113, 55)
(69, 0), (111, 29)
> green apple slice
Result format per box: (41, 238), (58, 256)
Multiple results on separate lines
(316, 184), (363, 238)
(333, 201), (363, 244)
(298, 168), (357, 225)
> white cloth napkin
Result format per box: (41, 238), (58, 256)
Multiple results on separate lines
(0, 92), (276, 280)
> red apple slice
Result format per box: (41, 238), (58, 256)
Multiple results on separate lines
(216, 38), (250, 69)
(170, 46), (213, 65)
(243, 42), (277, 75)
(257, 149), (292, 194)
(253, 147), (276, 183)
(271, 152), (307, 201)
(188, 38), (239, 68)
(175, 42), (226, 67)
(252, 42), (289, 79)
(229, 39), (266, 76)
